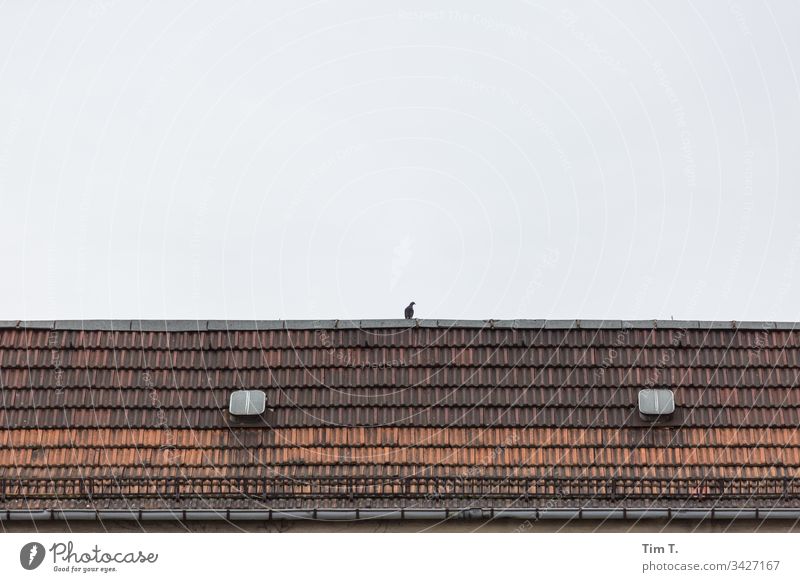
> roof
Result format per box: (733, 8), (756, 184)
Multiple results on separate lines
(2, 318), (800, 515)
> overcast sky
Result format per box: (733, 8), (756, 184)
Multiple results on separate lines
(1, 1), (799, 322)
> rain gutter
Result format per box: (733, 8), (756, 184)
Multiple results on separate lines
(3, 508), (800, 521)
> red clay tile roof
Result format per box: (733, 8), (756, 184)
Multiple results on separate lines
(1, 319), (799, 512)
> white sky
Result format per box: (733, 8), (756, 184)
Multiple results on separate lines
(1, 1), (799, 321)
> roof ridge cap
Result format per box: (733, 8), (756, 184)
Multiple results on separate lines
(1, 318), (796, 331)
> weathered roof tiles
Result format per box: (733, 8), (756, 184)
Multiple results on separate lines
(1, 319), (799, 511)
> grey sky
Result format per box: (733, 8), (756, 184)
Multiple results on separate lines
(1, 1), (799, 321)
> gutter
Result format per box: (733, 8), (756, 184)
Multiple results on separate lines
(3, 508), (800, 521)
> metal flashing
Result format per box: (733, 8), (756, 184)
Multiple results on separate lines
(2, 319), (799, 331)
(18, 321), (55, 329)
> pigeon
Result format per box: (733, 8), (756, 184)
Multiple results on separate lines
(404, 302), (415, 319)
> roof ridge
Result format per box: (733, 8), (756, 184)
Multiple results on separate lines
(0, 319), (795, 331)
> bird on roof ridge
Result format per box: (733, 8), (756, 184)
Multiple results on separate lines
(404, 302), (415, 319)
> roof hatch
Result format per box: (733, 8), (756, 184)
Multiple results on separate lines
(638, 388), (675, 417)
(229, 390), (266, 416)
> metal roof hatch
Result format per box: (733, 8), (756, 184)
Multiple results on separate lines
(638, 388), (675, 418)
(230, 390), (266, 416)
(228, 390), (269, 426)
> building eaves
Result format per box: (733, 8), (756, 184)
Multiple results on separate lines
(3, 507), (800, 522)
